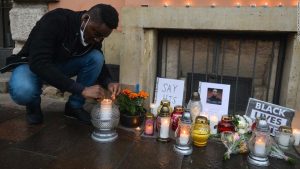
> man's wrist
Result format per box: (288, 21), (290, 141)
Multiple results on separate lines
(69, 82), (85, 95)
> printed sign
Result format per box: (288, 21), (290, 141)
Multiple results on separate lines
(199, 82), (231, 121)
(245, 98), (295, 136)
(154, 77), (185, 107)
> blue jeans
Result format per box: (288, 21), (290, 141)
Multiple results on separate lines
(9, 49), (104, 109)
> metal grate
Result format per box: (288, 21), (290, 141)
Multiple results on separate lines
(157, 30), (287, 114)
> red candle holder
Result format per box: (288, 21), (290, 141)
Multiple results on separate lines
(217, 115), (235, 133)
(171, 105), (184, 131)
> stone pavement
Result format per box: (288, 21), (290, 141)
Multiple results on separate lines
(0, 93), (183, 169)
(0, 93), (300, 169)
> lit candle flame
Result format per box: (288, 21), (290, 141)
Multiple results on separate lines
(186, 1), (191, 7)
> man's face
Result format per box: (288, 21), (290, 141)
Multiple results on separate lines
(82, 19), (113, 44)
(212, 90), (218, 96)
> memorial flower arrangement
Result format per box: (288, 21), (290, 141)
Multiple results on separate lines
(221, 115), (295, 164)
(117, 88), (149, 116)
(270, 140), (296, 164)
(221, 131), (250, 160)
(220, 115), (253, 160)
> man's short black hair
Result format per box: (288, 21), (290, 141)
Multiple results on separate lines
(88, 4), (119, 29)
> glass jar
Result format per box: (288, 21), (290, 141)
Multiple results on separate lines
(144, 111), (155, 136)
(217, 115), (235, 133)
(157, 105), (171, 142)
(171, 105), (184, 131)
(275, 126), (294, 150)
(192, 116), (210, 147)
(91, 99), (120, 142)
(156, 99), (172, 132)
(247, 118), (272, 166)
(187, 91), (202, 123)
(174, 111), (193, 155)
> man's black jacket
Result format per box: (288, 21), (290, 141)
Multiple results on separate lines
(1, 8), (112, 95)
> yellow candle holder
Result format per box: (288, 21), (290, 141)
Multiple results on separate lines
(192, 116), (210, 147)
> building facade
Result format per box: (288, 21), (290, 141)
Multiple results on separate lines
(7, 0), (300, 128)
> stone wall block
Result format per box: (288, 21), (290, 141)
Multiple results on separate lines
(9, 3), (48, 42)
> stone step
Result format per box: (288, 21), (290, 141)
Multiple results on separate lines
(0, 74), (96, 104)
(0, 72), (67, 101)
(0, 72), (11, 93)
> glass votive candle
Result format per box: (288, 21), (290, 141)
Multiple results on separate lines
(192, 116), (210, 147)
(209, 114), (218, 135)
(157, 105), (171, 142)
(275, 126), (294, 150)
(144, 111), (154, 136)
(293, 129), (300, 146)
(247, 118), (272, 167)
(174, 111), (193, 155)
(217, 115), (235, 133)
(171, 105), (184, 131)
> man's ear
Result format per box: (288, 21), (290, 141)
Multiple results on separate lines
(81, 13), (90, 22)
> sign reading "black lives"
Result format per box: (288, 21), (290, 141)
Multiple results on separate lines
(245, 98), (295, 136)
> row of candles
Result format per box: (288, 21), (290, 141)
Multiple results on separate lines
(143, 98), (300, 162)
(141, 93), (228, 155)
(93, 96), (300, 165)
(99, 97), (300, 148)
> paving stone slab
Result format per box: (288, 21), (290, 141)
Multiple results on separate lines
(50, 128), (136, 169)
(0, 147), (55, 169)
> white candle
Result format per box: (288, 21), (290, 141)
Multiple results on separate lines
(293, 129), (300, 146)
(136, 127), (141, 131)
(278, 133), (290, 147)
(191, 106), (200, 122)
(100, 99), (112, 120)
(150, 103), (158, 117)
(179, 130), (189, 145)
(254, 138), (266, 156)
(160, 117), (170, 138)
(201, 112), (209, 119)
(210, 115), (218, 135)
(101, 99), (112, 108)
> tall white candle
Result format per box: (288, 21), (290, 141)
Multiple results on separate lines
(278, 133), (290, 147)
(210, 115), (218, 135)
(191, 106), (200, 122)
(150, 103), (157, 117)
(254, 138), (266, 156)
(160, 117), (170, 138)
(179, 130), (189, 145)
(293, 129), (300, 146)
(100, 99), (112, 120)
(201, 112), (209, 119)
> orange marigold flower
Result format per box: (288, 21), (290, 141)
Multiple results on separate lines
(138, 90), (149, 99)
(122, 89), (132, 95)
(129, 93), (138, 99)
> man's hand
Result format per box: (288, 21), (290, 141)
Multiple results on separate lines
(81, 85), (105, 99)
(108, 83), (121, 100)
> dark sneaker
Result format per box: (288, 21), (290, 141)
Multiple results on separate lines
(64, 102), (91, 125)
(26, 105), (43, 125)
